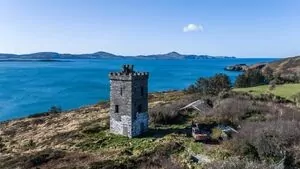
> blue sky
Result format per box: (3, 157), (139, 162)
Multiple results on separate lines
(0, 0), (299, 57)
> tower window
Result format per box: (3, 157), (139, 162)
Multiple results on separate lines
(120, 87), (123, 96)
(141, 86), (144, 96)
(115, 105), (119, 113)
(138, 104), (142, 113)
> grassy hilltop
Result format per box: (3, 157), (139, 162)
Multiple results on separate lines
(262, 55), (300, 77)
(234, 83), (300, 101)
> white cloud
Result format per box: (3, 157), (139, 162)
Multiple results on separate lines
(183, 24), (203, 32)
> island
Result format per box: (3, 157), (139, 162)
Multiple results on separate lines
(0, 51), (236, 60)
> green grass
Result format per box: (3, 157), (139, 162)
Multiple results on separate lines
(233, 83), (300, 101)
(77, 131), (157, 154)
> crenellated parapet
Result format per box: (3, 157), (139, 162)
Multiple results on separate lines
(109, 65), (149, 80)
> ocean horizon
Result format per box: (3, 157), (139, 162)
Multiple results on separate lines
(0, 58), (276, 121)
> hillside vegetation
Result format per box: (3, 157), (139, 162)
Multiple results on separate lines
(0, 91), (201, 169)
(261, 56), (300, 83)
(262, 56), (300, 77)
(233, 83), (300, 101)
(1, 56), (300, 169)
(1, 89), (300, 169)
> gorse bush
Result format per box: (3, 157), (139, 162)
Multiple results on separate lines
(186, 73), (231, 95)
(226, 121), (300, 167)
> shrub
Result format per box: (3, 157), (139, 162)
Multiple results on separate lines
(268, 80), (276, 91)
(203, 157), (275, 169)
(0, 137), (5, 152)
(149, 102), (182, 125)
(24, 139), (36, 149)
(226, 121), (300, 165)
(211, 98), (265, 124)
(292, 92), (300, 105)
(149, 97), (196, 125)
(49, 106), (62, 114)
(97, 100), (110, 108)
(28, 105), (62, 118)
(24, 149), (65, 168)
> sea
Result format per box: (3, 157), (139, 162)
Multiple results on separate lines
(0, 58), (276, 121)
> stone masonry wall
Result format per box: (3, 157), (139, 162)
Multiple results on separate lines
(132, 112), (149, 137)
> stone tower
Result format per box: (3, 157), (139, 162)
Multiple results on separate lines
(109, 65), (149, 138)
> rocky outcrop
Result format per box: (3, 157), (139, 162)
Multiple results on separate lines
(224, 63), (267, 72)
(262, 56), (300, 79)
(224, 64), (248, 72)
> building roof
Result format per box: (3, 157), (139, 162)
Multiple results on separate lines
(180, 100), (212, 113)
(217, 125), (238, 133)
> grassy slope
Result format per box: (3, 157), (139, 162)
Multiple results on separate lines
(262, 55), (300, 74)
(233, 83), (300, 100)
(0, 91), (221, 169)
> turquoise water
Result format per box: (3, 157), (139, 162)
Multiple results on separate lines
(0, 58), (276, 121)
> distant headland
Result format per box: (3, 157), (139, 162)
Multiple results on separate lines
(0, 51), (236, 60)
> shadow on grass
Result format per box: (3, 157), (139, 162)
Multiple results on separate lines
(200, 139), (220, 145)
(138, 126), (191, 139)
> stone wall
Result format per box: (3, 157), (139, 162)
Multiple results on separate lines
(132, 112), (149, 137)
(109, 80), (132, 121)
(110, 113), (148, 138)
(110, 115), (132, 137)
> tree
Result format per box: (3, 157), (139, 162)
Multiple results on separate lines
(186, 73), (231, 95)
(234, 74), (248, 88)
(210, 73), (231, 94)
(49, 106), (62, 114)
(235, 69), (266, 88)
(194, 77), (210, 94)
(263, 66), (274, 82)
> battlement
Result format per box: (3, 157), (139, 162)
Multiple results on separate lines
(109, 65), (149, 80)
(122, 64), (134, 74)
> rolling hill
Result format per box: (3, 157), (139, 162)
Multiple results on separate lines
(262, 55), (300, 81)
(0, 51), (235, 60)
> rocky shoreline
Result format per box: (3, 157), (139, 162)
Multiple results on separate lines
(224, 63), (267, 72)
